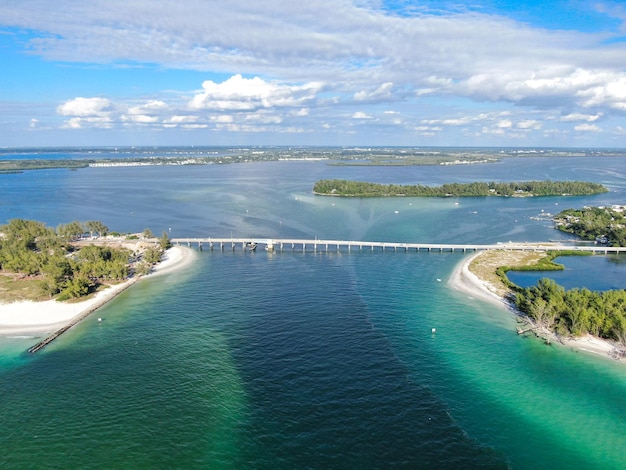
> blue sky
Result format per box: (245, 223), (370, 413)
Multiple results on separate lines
(1, 0), (626, 147)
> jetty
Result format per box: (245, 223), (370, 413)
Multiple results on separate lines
(171, 237), (626, 254)
(27, 277), (139, 354)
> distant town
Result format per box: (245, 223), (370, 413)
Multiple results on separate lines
(1, 146), (625, 172)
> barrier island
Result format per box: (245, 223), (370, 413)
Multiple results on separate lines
(313, 179), (608, 197)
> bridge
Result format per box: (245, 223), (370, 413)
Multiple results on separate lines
(171, 237), (626, 255)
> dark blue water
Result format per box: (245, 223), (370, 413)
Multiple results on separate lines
(1, 152), (626, 469)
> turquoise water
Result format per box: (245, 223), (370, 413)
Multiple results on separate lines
(1, 152), (626, 468)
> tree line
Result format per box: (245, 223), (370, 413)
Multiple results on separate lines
(313, 179), (608, 197)
(493, 251), (626, 350)
(515, 278), (626, 347)
(0, 219), (169, 301)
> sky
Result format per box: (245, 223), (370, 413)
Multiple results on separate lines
(1, 0), (626, 148)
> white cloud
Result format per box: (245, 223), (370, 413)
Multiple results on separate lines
(168, 115), (198, 124)
(61, 116), (112, 129)
(189, 74), (322, 111)
(127, 100), (168, 115)
(210, 115), (234, 123)
(354, 82), (394, 102)
(574, 123), (601, 132)
(560, 113), (603, 122)
(123, 114), (159, 124)
(496, 119), (513, 129)
(517, 120), (541, 130)
(57, 97), (112, 116)
(5, 1), (626, 144)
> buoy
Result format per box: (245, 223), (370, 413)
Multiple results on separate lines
(431, 328), (436, 334)
(98, 318), (102, 322)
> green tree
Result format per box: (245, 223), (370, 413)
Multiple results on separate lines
(159, 232), (171, 250)
(85, 220), (109, 238)
(59, 274), (91, 299)
(143, 246), (162, 264)
(57, 221), (84, 242)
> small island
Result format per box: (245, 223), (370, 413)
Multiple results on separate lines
(313, 179), (608, 197)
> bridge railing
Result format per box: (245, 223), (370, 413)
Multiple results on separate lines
(170, 238), (626, 254)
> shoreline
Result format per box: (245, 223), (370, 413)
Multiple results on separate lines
(448, 251), (624, 362)
(0, 245), (196, 337)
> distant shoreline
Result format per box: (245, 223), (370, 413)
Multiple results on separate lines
(448, 251), (624, 362)
(0, 246), (196, 338)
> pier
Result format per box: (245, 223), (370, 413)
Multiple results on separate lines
(171, 237), (626, 254)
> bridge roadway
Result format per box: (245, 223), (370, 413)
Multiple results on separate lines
(171, 237), (626, 255)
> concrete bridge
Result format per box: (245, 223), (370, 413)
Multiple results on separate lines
(171, 237), (626, 255)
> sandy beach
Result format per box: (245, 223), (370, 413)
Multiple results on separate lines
(449, 251), (624, 362)
(0, 245), (196, 336)
(448, 251), (509, 309)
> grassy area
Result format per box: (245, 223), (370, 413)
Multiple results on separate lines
(0, 273), (119, 305)
(0, 274), (49, 303)
(468, 250), (548, 297)
(468, 248), (594, 299)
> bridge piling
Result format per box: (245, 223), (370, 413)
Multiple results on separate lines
(169, 238), (626, 255)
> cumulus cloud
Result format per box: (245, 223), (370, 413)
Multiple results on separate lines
(189, 74), (322, 111)
(517, 120), (542, 130)
(57, 97), (114, 128)
(57, 97), (112, 117)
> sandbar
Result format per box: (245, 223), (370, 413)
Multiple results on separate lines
(0, 246), (196, 336)
(449, 251), (624, 362)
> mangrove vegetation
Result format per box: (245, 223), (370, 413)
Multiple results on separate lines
(313, 179), (608, 197)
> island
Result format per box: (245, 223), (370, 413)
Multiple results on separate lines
(313, 179), (608, 197)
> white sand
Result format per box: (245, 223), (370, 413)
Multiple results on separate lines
(149, 245), (196, 277)
(448, 252), (509, 309)
(0, 246), (195, 335)
(449, 252), (624, 362)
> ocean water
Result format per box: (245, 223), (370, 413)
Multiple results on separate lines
(1, 152), (626, 469)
